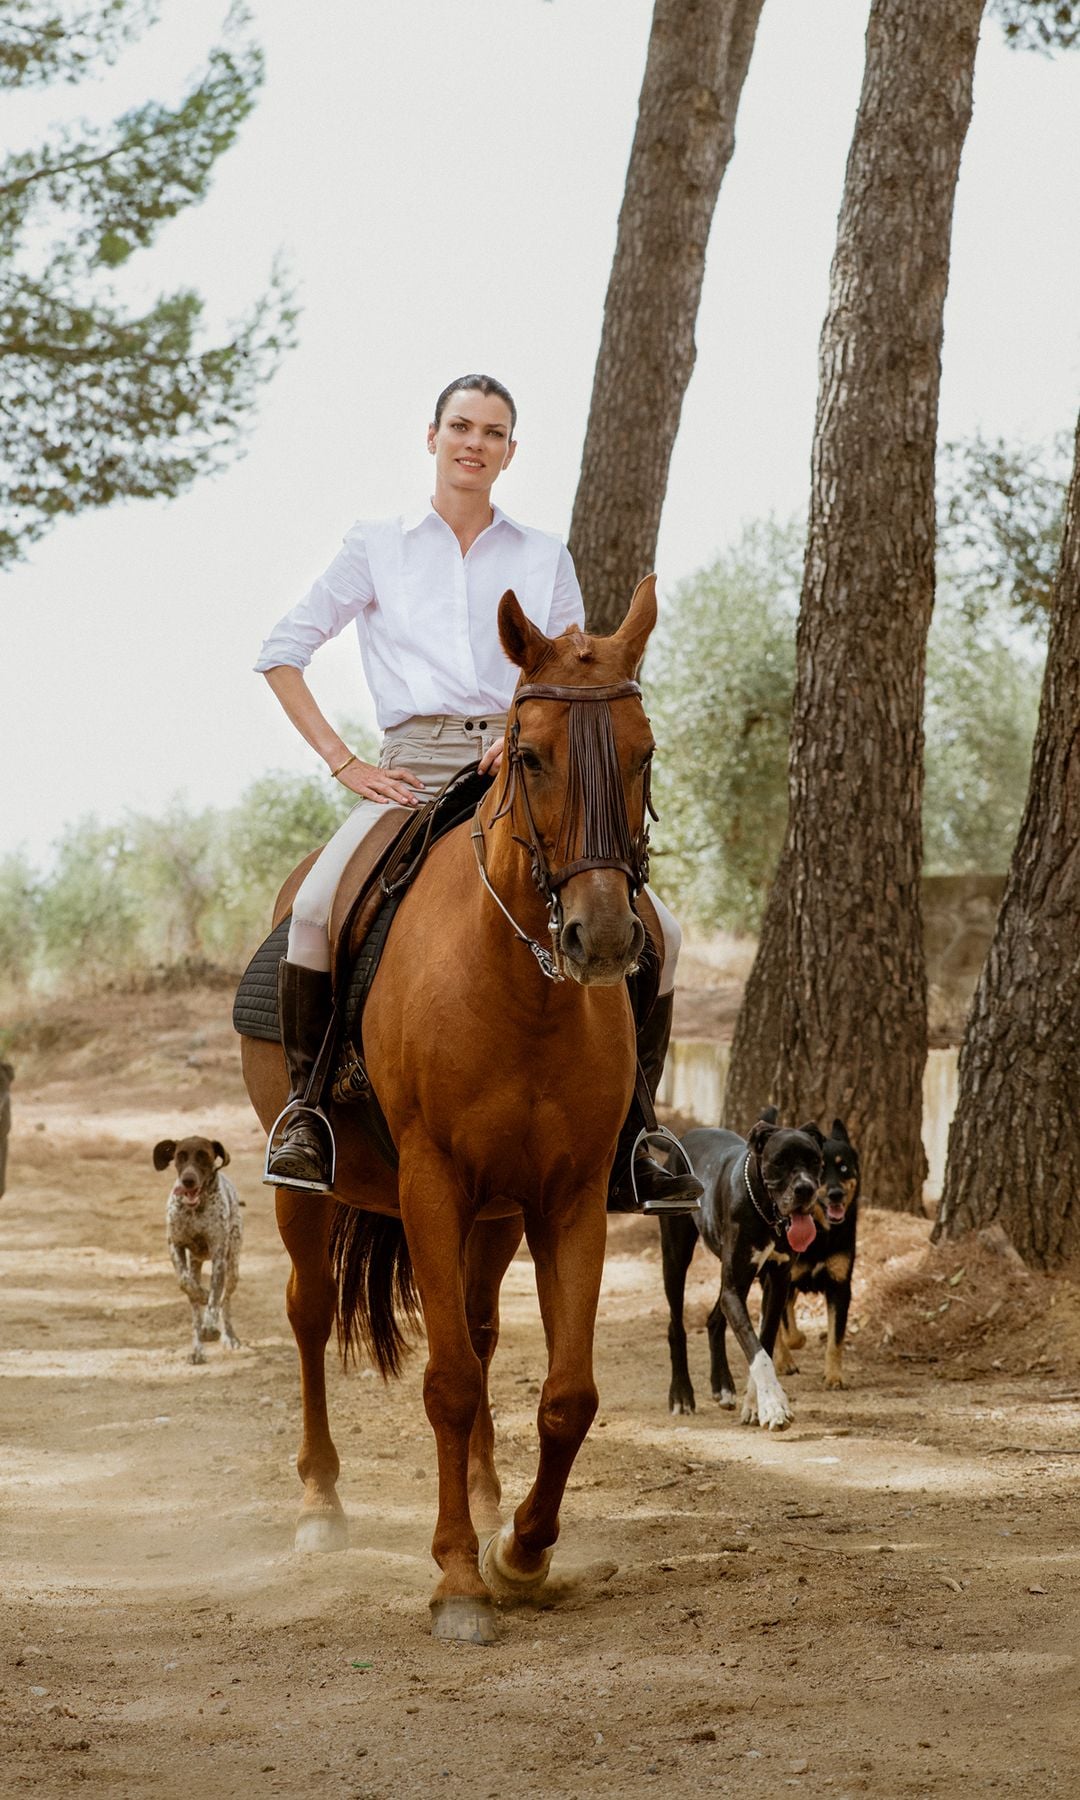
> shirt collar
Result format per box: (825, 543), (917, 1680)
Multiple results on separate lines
(401, 499), (525, 536)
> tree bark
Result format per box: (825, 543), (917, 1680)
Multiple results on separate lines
(569, 0), (765, 635)
(724, 0), (987, 1210)
(934, 415), (1080, 1266)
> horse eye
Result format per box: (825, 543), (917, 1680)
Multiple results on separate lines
(519, 748), (543, 774)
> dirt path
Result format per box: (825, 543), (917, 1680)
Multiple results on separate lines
(2, 990), (1079, 1798)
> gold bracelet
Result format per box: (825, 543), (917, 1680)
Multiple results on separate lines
(330, 751), (358, 779)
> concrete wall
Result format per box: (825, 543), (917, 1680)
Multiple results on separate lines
(658, 1040), (960, 1203)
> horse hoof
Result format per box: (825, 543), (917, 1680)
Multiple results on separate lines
(294, 1511), (348, 1554)
(479, 1522), (554, 1605)
(430, 1597), (501, 1646)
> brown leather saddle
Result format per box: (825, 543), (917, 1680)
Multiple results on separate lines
(233, 766), (494, 1167)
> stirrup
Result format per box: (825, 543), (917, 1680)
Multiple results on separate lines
(263, 1101), (336, 1193)
(630, 1125), (702, 1216)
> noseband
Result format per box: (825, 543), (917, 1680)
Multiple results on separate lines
(470, 678), (656, 980)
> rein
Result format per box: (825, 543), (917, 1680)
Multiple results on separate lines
(471, 676), (655, 982)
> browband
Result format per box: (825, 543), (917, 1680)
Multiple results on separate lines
(514, 680), (643, 706)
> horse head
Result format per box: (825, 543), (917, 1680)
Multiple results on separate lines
(494, 574), (658, 987)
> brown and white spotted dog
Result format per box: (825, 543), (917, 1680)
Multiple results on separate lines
(773, 1118), (861, 1389)
(154, 1135), (242, 1365)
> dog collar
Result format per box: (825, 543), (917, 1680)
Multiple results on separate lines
(743, 1152), (785, 1235)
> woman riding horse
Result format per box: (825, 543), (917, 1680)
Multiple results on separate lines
(254, 372), (700, 1214)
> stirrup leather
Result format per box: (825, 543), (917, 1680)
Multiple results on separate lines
(263, 1100), (337, 1193)
(629, 1124), (701, 1216)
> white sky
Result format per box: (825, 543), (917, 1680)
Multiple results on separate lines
(3, 0), (1079, 864)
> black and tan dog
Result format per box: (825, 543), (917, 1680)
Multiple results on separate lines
(660, 1117), (824, 1430)
(773, 1114), (861, 1389)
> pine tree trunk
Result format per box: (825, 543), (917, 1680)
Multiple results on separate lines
(934, 417), (1080, 1266)
(724, 0), (986, 1210)
(569, 0), (765, 635)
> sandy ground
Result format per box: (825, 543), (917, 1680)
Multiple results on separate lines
(2, 987), (1080, 1799)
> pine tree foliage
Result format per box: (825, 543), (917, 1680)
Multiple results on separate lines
(991, 0), (1080, 50)
(0, 2), (295, 565)
(0, 0), (156, 89)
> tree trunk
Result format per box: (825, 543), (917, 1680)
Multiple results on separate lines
(569, 0), (764, 635)
(934, 415), (1080, 1266)
(724, 0), (987, 1210)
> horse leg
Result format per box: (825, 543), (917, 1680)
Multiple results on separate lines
(481, 1195), (605, 1602)
(276, 1191), (348, 1552)
(400, 1157), (498, 1644)
(464, 1214), (525, 1534)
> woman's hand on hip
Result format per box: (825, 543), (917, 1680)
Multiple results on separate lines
(338, 760), (426, 806)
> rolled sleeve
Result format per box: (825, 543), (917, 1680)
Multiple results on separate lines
(548, 542), (586, 635)
(254, 524), (375, 672)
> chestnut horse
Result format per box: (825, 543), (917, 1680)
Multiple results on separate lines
(242, 577), (658, 1643)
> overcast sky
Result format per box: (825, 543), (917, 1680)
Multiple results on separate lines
(3, 0), (1079, 864)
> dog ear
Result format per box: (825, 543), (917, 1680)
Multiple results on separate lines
(759, 1103), (778, 1125)
(212, 1142), (230, 1168)
(499, 590), (554, 676)
(831, 1118), (850, 1143)
(799, 1121), (825, 1147)
(748, 1118), (777, 1155)
(153, 1139), (177, 1171)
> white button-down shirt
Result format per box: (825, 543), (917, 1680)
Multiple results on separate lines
(255, 502), (586, 729)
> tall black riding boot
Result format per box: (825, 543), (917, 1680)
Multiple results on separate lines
(264, 960), (335, 1191)
(607, 990), (704, 1215)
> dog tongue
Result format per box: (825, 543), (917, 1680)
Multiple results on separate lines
(787, 1212), (817, 1253)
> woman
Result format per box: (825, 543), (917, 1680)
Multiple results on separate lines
(255, 373), (699, 1213)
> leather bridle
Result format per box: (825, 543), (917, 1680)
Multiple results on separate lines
(470, 677), (656, 982)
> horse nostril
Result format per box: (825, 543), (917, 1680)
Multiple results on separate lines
(561, 920), (587, 965)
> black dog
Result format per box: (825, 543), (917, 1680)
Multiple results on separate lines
(0, 1059), (12, 1200)
(773, 1115), (861, 1390)
(660, 1118), (824, 1429)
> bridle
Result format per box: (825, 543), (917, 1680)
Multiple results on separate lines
(470, 677), (656, 981)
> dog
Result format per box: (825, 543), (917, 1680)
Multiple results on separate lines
(154, 1136), (242, 1365)
(771, 1114), (861, 1390)
(659, 1117), (824, 1429)
(0, 1059), (12, 1199)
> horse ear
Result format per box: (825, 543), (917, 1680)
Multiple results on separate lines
(153, 1139), (176, 1171)
(212, 1141), (230, 1168)
(499, 590), (552, 674)
(610, 574), (658, 673)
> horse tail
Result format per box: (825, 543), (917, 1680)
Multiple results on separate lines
(329, 1204), (422, 1379)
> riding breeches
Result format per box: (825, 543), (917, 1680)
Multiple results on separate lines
(285, 712), (682, 988)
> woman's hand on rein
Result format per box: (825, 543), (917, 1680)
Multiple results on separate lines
(335, 759), (426, 806)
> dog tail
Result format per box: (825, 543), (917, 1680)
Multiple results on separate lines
(329, 1205), (422, 1380)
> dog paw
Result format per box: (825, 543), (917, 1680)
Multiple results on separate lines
(189, 1347), (206, 1366)
(747, 1350), (792, 1431)
(824, 1371), (845, 1390)
(712, 1387), (737, 1409)
(669, 1391), (696, 1416)
(221, 1332), (241, 1351)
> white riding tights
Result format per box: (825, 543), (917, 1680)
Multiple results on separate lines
(287, 714), (681, 995)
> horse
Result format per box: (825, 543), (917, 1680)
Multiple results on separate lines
(242, 576), (659, 1643)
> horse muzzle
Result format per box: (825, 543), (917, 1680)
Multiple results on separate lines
(558, 880), (646, 987)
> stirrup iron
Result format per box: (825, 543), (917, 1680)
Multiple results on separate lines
(263, 1100), (337, 1192)
(630, 1124), (701, 1216)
